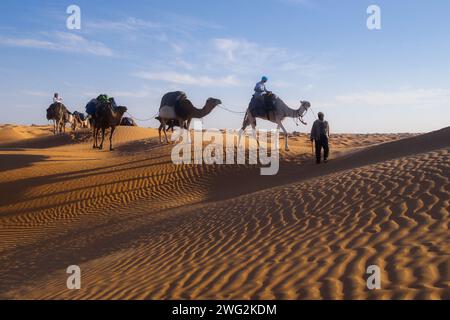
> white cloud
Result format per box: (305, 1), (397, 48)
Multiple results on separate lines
(134, 71), (240, 87)
(86, 15), (221, 35)
(334, 88), (450, 107)
(131, 37), (326, 91)
(211, 38), (327, 78)
(81, 87), (155, 99)
(277, 0), (311, 6)
(0, 32), (115, 57)
(21, 90), (49, 97)
(109, 88), (153, 98)
(85, 17), (161, 32)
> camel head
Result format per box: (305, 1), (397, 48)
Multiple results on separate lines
(205, 97), (222, 108)
(296, 100), (311, 123)
(115, 106), (128, 115)
(300, 100), (311, 110)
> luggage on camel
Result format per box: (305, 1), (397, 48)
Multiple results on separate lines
(159, 91), (187, 120)
(249, 92), (277, 119)
(96, 94), (109, 104)
(73, 111), (87, 121)
(86, 94), (118, 116)
(85, 99), (99, 116)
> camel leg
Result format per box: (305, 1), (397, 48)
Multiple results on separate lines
(99, 127), (106, 150)
(93, 127), (97, 149)
(275, 124), (281, 149)
(93, 126), (101, 149)
(245, 111), (259, 147)
(96, 127), (101, 148)
(277, 119), (289, 151)
(109, 126), (115, 151)
(158, 124), (163, 143)
(93, 125), (100, 149)
(181, 118), (191, 144)
(238, 128), (245, 148)
(163, 126), (169, 144)
(238, 111), (251, 147)
(161, 119), (169, 144)
(250, 122), (260, 147)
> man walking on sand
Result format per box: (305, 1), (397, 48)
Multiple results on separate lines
(310, 112), (330, 164)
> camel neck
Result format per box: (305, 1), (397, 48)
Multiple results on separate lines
(278, 100), (298, 118)
(192, 104), (214, 118)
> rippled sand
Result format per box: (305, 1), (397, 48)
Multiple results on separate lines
(0, 124), (448, 299)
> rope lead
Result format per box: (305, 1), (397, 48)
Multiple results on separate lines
(125, 111), (158, 122)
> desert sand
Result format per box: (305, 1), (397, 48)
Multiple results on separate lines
(0, 123), (448, 299)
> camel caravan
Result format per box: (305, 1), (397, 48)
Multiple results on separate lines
(46, 93), (91, 134)
(46, 76), (311, 152)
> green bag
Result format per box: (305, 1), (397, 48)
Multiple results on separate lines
(96, 94), (109, 104)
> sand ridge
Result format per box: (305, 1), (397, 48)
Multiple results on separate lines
(0, 124), (448, 299)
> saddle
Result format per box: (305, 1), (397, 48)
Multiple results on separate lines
(249, 92), (277, 118)
(85, 99), (99, 116)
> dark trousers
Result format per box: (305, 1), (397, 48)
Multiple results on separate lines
(314, 135), (329, 163)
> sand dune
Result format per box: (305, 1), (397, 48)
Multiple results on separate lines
(0, 124), (53, 143)
(0, 124), (448, 299)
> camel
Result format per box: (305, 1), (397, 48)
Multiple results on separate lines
(155, 116), (181, 134)
(80, 118), (91, 129)
(46, 102), (70, 134)
(120, 117), (138, 127)
(71, 112), (90, 130)
(92, 103), (127, 150)
(158, 93), (222, 143)
(239, 95), (311, 151)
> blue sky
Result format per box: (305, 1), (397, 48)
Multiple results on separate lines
(0, 0), (449, 132)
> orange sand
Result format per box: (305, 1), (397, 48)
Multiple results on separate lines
(0, 124), (448, 299)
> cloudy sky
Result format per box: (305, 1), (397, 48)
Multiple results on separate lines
(0, 0), (449, 132)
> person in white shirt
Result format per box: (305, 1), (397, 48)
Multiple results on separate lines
(53, 93), (63, 104)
